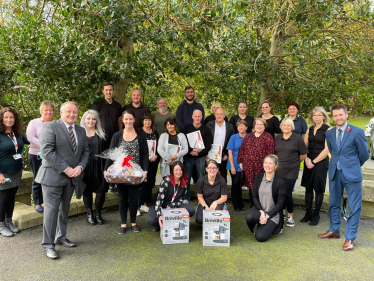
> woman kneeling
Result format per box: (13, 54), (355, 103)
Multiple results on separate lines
(195, 160), (229, 224)
(245, 155), (286, 242)
(146, 161), (195, 231)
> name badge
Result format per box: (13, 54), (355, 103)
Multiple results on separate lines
(13, 154), (22, 160)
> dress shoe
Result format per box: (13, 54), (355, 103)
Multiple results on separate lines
(34, 205), (44, 212)
(343, 239), (354, 251)
(56, 239), (77, 248)
(5, 218), (21, 233)
(95, 211), (104, 225)
(44, 248), (59, 260)
(0, 222), (14, 237)
(318, 231), (340, 239)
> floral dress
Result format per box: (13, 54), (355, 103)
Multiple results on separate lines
(237, 132), (275, 189)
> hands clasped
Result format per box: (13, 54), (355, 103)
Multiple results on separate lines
(65, 167), (82, 178)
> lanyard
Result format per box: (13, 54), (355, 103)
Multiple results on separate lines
(171, 184), (180, 203)
(7, 132), (18, 154)
(41, 118), (45, 125)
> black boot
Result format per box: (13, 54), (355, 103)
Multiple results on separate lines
(309, 211), (320, 226)
(87, 208), (97, 225)
(300, 209), (312, 223)
(95, 210), (104, 225)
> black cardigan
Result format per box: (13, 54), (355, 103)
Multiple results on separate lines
(252, 173), (286, 221)
(104, 130), (149, 172)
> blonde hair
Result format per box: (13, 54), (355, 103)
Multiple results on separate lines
(39, 100), (55, 113)
(280, 117), (295, 131)
(309, 107), (330, 127)
(80, 110), (107, 140)
(264, 154), (279, 170)
(211, 102), (222, 112)
(253, 117), (267, 128)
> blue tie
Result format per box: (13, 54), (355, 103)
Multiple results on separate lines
(337, 129), (342, 170)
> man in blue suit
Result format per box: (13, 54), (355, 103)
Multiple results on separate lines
(318, 104), (369, 251)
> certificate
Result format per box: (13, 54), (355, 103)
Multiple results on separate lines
(186, 130), (205, 149)
(164, 144), (182, 163)
(208, 144), (222, 164)
(147, 140), (157, 158)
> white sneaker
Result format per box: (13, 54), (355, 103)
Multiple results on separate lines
(140, 205), (149, 212)
(286, 217), (295, 227)
(136, 210), (142, 216)
(182, 199), (189, 204)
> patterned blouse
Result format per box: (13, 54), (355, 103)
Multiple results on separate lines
(154, 176), (186, 217)
(120, 137), (140, 165)
(237, 132), (275, 189)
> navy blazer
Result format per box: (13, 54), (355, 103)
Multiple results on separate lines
(325, 123), (369, 182)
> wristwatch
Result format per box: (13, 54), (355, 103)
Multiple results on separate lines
(203, 205), (207, 210)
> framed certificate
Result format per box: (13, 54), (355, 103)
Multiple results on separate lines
(208, 144), (222, 164)
(147, 140), (157, 158)
(164, 144), (182, 163)
(186, 130), (205, 149)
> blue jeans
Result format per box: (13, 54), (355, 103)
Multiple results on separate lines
(329, 169), (362, 241)
(184, 157), (205, 200)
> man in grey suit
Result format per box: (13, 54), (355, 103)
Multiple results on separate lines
(36, 101), (89, 259)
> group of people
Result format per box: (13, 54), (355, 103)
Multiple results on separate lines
(0, 83), (369, 260)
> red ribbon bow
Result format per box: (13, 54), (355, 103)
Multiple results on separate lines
(122, 155), (133, 169)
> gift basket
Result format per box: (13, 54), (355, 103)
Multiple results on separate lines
(97, 148), (144, 184)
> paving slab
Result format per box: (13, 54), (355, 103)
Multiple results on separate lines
(1, 203), (373, 281)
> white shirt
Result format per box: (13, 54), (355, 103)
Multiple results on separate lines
(214, 121), (226, 147)
(62, 120), (78, 147)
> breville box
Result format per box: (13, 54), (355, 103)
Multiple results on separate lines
(203, 210), (230, 247)
(160, 208), (190, 244)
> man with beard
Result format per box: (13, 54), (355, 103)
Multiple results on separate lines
(176, 86), (205, 132)
(122, 89), (151, 129)
(152, 98), (175, 135)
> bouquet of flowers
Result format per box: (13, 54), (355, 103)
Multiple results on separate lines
(96, 148), (144, 184)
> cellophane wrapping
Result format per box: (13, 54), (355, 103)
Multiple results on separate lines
(97, 148), (144, 185)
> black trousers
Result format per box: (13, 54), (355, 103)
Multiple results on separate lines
(245, 207), (278, 242)
(230, 171), (244, 209)
(146, 203), (195, 227)
(195, 203), (226, 225)
(117, 184), (140, 224)
(0, 187), (18, 222)
(219, 159), (228, 182)
(283, 178), (297, 214)
(28, 154), (43, 205)
(139, 158), (159, 206)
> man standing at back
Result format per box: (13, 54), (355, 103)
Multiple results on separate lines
(318, 104), (369, 251)
(152, 97), (174, 135)
(122, 89), (151, 129)
(176, 86), (205, 132)
(36, 101), (89, 259)
(92, 83), (123, 149)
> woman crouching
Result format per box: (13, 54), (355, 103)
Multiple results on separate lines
(244, 155), (286, 242)
(146, 161), (195, 231)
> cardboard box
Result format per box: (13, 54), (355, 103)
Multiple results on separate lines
(203, 210), (230, 247)
(160, 208), (190, 244)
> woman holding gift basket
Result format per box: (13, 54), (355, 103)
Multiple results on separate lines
(104, 110), (149, 234)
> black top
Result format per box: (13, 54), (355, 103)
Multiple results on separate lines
(262, 116), (281, 138)
(122, 103), (151, 129)
(275, 132), (309, 179)
(204, 114), (228, 125)
(195, 174), (229, 206)
(0, 133), (29, 174)
(104, 130), (149, 172)
(168, 133), (179, 145)
(307, 124), (329, 160)
(183, 124), (213, 158)
(229, 115), (254, 134)
(92, 98), (123, 142)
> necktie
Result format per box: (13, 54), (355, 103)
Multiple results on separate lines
(337, 129), (342, 150)
(69, 126), (77, 152)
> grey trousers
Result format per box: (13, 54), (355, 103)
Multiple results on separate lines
(42, 183), (75, 249)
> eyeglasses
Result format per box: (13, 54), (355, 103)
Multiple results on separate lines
(206, 167), (218, 171)
(313, 115), (324, 118)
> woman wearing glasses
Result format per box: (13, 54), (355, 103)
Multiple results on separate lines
(195, 160), (229, 224)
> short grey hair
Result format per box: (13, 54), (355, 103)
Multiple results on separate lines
(280, 117), (295, 131)
(80, 110), (106, 140)
(60, 101), (79, 112)
(192, 109), (202, 116)
(157, 97), (167, 104)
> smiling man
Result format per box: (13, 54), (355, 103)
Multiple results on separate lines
(176, 86), (205, 132)
(152, 98), (175, 135)
(318, 104), (369, 251)
(122, 89), (151, 129)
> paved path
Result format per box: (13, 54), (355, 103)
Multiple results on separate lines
(1, 203), (374, 280)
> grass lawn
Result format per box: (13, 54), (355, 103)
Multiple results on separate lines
(347, 115), (372, 130)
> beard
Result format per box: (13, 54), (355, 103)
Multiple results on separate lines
(159, 107), (168, 113)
